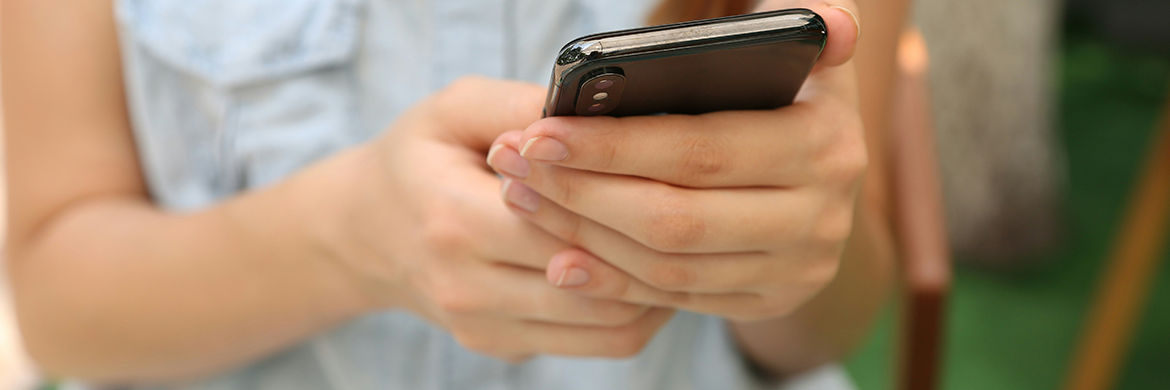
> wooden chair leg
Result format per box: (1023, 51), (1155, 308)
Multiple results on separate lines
(891, 27), (952, 390)
(1064, 87), (1170, 390)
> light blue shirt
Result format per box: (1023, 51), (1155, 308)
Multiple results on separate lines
(112, 1), (856, 389)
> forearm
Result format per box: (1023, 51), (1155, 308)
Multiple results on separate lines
(8, 149), (372, 385)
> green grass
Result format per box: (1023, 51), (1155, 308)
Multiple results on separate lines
(845, 19), (1170, 390)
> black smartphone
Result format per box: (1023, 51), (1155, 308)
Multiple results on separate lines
(543, 8), (826, 118)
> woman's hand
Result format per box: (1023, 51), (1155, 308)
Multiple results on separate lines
(486, 0), (864, 323)
(331, 77), (674, 361)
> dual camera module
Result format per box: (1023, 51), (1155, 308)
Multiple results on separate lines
(575, 68), (625, 116)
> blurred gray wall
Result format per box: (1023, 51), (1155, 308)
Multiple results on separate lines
(914, 0), (1065, 265)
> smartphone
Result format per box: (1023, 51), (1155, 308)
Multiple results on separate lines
(543, 8), (826, 118)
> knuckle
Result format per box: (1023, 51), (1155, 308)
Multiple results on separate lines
(597, 269), (634, 300)
(674, 135), (728, 184)
(644, 191), (705, 252)
(835, 146), (869, 186)
(744, 259), (841, 321)
(420, 210), (474, 256)
(526, 117), (567, 138)
(546, 167), (578, 208)
(812, 203), (856, 245)
(663, 291), (693, 306)
(819, 121), (869, 187)
(642, 260), (697, 291)
(646, 213), (705, 252)
(433, 285), (486, 314)
(556, 211), (586, 247)
(846, 131), (870, 178)
(523, 119), (554, 140)
(597, 125), (623, 171)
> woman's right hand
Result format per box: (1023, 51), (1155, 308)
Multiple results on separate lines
(321, 77), (675, 361)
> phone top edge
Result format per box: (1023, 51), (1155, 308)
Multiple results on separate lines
(552, 9), (825, 87)
(554, 8), (821, 53)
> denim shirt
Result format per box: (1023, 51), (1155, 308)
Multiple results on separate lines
(113, 1), (854, 389)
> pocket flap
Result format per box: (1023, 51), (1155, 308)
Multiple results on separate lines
(117, 0), (365, 88)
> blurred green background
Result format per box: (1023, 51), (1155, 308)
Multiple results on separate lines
(845, 11), (1170, 390)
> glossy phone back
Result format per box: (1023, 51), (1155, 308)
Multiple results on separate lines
(544, 8), (826, 117)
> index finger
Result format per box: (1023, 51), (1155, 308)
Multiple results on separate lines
(506, 95), (859, 188)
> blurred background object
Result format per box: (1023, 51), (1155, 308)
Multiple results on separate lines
(914, 0), (1066, 266)
(1067, 0), (1170, 56)
(848, 0), (1170, 388)
(888, 27), (951, 390)
(914, 0), (1170, 268)
(1064, 87), (1169, 390)
(1059, 3), (1170, 390)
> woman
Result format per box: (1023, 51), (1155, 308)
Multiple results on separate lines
(3, 0), (898, 388)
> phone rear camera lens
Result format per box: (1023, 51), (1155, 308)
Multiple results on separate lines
(588, 103), (606, 112)
(595, 79), (614, 89)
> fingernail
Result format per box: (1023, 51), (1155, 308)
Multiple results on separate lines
(829, 5), (861, 40)
(486, 144), (505, 166)
(487, 145), (530, 179)
(555, 268), (591, 287)
(520, 136), (569, 162)
(501, 178), (540, 213)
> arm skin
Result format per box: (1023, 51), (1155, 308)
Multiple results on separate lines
(729, 0), (908, 377)
(2, 0), (374, 384)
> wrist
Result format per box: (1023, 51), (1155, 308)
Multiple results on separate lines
(219, 145), (394, 320)
(293, 144), (408, 312)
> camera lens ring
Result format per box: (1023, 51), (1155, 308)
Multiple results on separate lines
(576, 69), (625, 116)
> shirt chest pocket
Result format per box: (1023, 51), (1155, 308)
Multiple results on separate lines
(118, 0), (366, 205)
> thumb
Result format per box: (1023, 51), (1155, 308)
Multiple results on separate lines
(420, 76), (547, 150)
(755, 0), (861, 68)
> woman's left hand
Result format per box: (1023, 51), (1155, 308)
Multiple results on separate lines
(486, 0), (865, 322)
